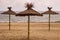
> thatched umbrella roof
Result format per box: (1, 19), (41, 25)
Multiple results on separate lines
(42, 7), (59, 15)
(16, 3), (43, 16)
(1, 7), (16, 31)
(42, 7), (59, 31)
(1, 7), (16, 15)
(15, 3), (43, 40)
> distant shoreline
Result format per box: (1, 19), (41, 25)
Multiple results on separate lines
(0, 22), (60, 23)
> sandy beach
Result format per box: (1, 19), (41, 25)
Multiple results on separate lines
(0, 22), (60, 40)
(0, 22), (60, 30)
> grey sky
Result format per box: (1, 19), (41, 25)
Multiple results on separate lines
(0, 0), (60, 11)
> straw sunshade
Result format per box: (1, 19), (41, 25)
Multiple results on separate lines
(16, 3), (42, 16)
(42, 7), (58, 15)
(1, 7), (16, 30)
(2, 7), (16, 15)
(16, 3), (43, 40)
(16, 8), (42, 16)
(42, 7), (59, 31)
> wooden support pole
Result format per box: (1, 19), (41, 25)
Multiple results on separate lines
(49, 14), (50, 31)
(28, 15), (30, 40)
(9, 14), (11, 31)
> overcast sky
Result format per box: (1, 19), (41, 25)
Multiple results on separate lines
(0, 0), (60, 11)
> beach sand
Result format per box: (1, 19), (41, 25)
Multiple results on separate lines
(0, 22), (60, 40)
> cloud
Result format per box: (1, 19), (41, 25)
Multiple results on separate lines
(0, 0), (60, 11)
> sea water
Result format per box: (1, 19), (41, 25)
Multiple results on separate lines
(0, 13), (60, 22)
